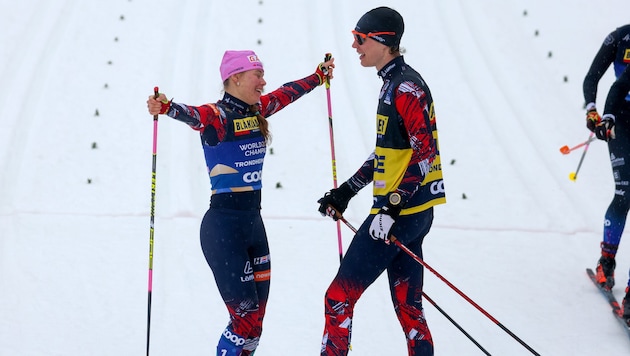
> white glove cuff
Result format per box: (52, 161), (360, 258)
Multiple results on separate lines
(602, 113), (616, 122)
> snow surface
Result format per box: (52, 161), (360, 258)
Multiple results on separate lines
(2, 0), (630, 355)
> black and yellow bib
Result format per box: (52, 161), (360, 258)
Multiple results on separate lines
(370, 58), (446, 215)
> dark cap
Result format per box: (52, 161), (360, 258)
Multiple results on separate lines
(354, 7), (404, 47)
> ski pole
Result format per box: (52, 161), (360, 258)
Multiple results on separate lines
(335, 216), (491, 355)
(422, 292), (492, 356)
(388, 235), (540, 355)
(146, 86), (160, 356)
(569, 132), (594, 181)
(559, 135), (596, 155)
(337, 216), (540, 356)
(323, 52), (344, 264)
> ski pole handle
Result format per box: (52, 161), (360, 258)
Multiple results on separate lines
(324, 53), (332, 89)
(153, 87), (160, 120)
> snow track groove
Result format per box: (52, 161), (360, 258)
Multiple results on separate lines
(0, 0), (76, 214)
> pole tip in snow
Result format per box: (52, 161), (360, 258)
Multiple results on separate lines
(569, 172), (577, 181)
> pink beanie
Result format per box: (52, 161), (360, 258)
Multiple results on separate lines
(220, 50), (264, 82)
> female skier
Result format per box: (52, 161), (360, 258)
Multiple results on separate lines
(147, 50), (334, 355)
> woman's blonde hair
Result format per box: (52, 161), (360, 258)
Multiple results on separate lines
(249, 104), (271, 142)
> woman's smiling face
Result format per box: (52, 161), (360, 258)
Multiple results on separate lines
(230, 69), (266, 105)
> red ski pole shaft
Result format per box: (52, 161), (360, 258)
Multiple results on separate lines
(559, 134), (596, 155)
(330, 216), (490, 352)
(337, 215), (540, 356)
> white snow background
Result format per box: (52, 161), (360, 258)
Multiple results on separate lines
(2, 0), (630, 355)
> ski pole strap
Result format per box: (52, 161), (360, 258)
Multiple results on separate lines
(324, 53), (332, 89)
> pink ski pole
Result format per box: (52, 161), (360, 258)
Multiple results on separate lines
(146, 86), (159, 356)
(323, 53), (344, 263)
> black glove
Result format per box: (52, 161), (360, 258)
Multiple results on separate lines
(595, 114), (615, 141)
(317, 182), (356, 220)
(586, 107), (601, 132)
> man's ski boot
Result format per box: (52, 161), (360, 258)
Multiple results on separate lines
(595, 255), (616, 290)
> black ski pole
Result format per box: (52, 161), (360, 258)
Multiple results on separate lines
(569, 132), (594, 182)
(422, 292), (491, 355)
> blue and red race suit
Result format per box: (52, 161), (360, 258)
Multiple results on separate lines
(166, 72), (321, 355)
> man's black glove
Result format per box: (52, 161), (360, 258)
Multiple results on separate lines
(595, 114), (615, 141)
(317, 182), (356, 220)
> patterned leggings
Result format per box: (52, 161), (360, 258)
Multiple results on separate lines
(200, 207), (271, 356)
